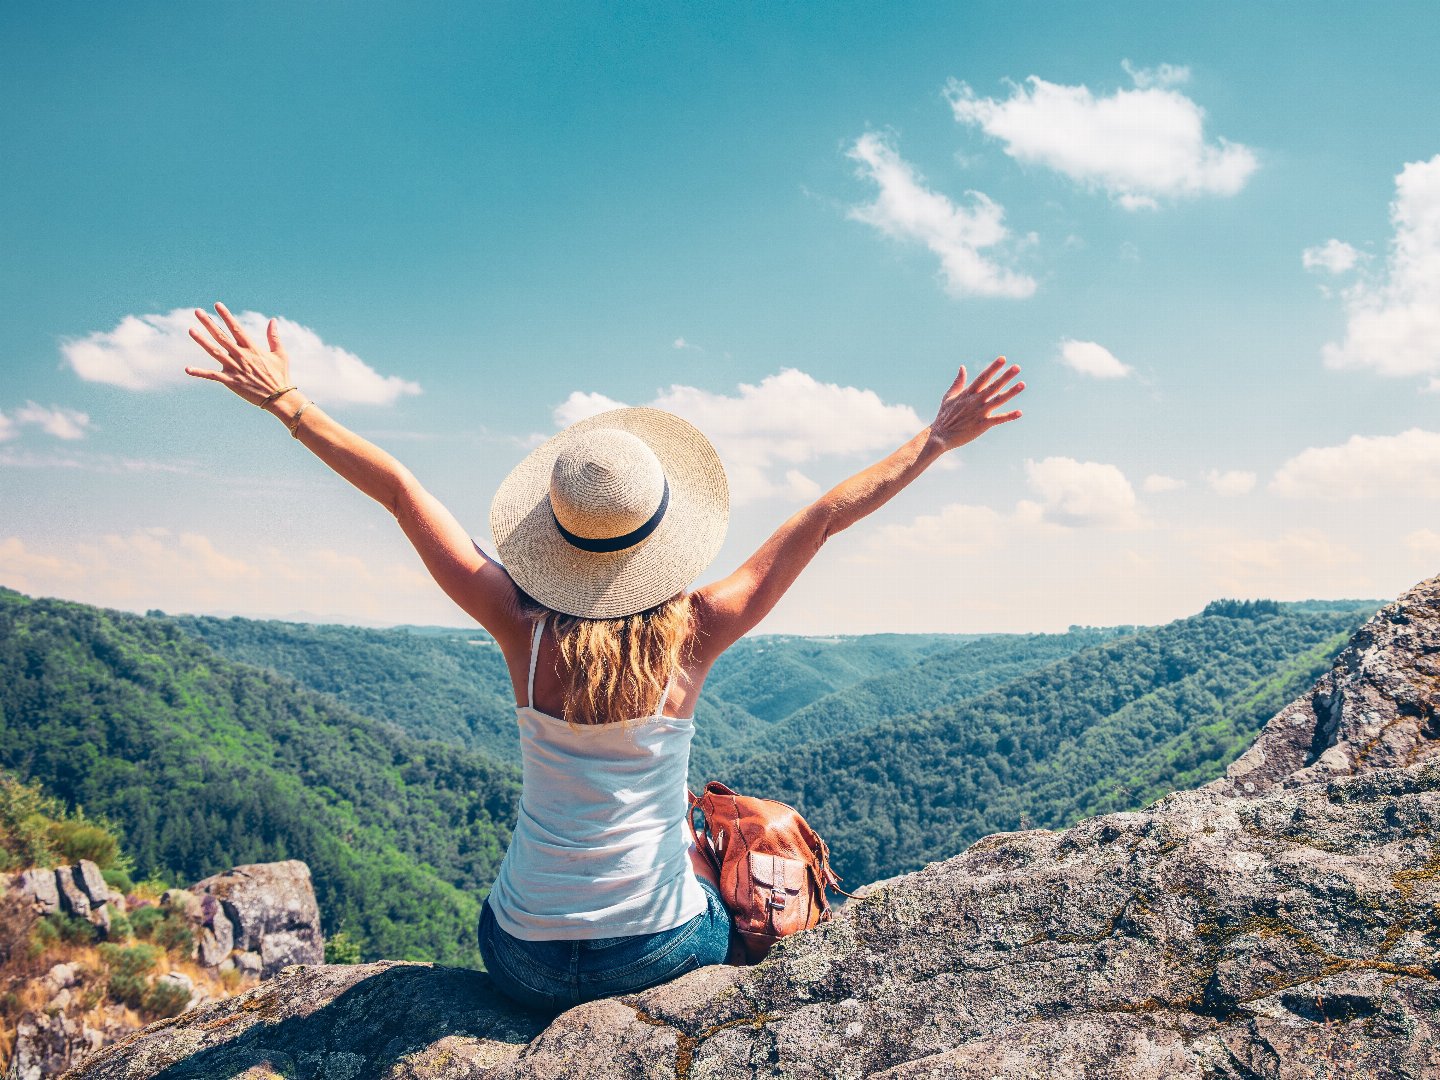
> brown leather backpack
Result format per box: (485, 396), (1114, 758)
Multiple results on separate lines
(687, 781), (852, 963)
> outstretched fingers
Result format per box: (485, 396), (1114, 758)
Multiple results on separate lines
(187, 326), (232, 366)
(967, 356), (1010, 396)
(214, 302), (254, 350)
(194, 309), (241, 359)
(985, 380), (1025, 411)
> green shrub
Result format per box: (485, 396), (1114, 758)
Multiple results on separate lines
(324, 928), (362, 964)
(142, 979), (191, 1018)
(102, 866), (135, 894)
(39, 911), (96, 946)
(98, 942), (159, 1008)
(128, 905), (164, 939)
(106, 911), (133, 942)
(0, 770), (131, 875)
(47, 820), (119, 869)
(151, 913), (193, 955)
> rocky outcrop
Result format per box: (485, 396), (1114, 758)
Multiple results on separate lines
(4, 861), (324, 1080)
(68, 577), (1440, 1079)
(13, 860), (116, 936)
(185, 861), (323, 978)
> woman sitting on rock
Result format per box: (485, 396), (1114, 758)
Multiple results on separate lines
(185, 302), (1025, 1011)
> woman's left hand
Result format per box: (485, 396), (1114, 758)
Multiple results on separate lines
(184, 302), (292, 406)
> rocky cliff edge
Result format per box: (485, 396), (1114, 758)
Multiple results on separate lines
(69, 577), (1440, 1080)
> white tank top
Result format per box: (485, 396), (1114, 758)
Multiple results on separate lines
(485, 617), (709, 940)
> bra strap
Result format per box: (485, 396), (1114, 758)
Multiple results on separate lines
(526, 616), (546, 709)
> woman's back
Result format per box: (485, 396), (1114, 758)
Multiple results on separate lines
(485, 616), (710, 941)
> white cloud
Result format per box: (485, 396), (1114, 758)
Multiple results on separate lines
(13, 402), (91, 440)
(62, 308), (422, 406)
(552, 390), (626, 429)
(1271, 428), (1440, 498)
(1120, 60), (1191, 90)
(1205, 469), (1256, 496)
(946, 65), (1257, 208)
(554, 369), (923, 503)
(0, 412), (14, 443)
(1143, 474), (1185, 494)
(846, 132), (1037, 299)
(673, 337), (702, 351)
(1321, 155), (1440, 383)
(1302, 239), (1363, 275)
(1025, 456), (1142, 528)
(1058, 338), (1131, 378)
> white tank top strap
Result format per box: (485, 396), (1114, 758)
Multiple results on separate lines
(526, 616), (547, 709)
(654, 666), (678, 719)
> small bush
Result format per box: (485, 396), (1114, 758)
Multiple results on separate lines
(324, 928), (362, 964)
(151, 913), (194, 955)
(106, 911), (133, 942)
(143, 980), (191, 1018)
(47, 820), (119, 869)
(129, 905), (164, 939)
(41, 911), (97, 946)
(102, 866), (135, 894)
(98, 942), (159, 1008)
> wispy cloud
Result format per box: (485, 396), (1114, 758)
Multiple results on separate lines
(1320, 155), (1440, 386)
(1302, 239), (1364, 275)
(1205, 469), (1257, 496)
(63, 308), (422, 406)
(946, 64), (1257, 209)
(1058, 338), (1131, 378)
(0, 448), (201, 475)
(12, 402), (91, 440)
(846, 132), (1037, 299)
(553, 368), (923, 504)
(1272, 428), (1440, 498)
(1025, 456), (1143, 528)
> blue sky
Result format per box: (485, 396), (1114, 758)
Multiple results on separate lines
(2, 2), (1437, 632)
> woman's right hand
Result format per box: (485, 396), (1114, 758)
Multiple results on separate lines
(926, 357), (1025, 453)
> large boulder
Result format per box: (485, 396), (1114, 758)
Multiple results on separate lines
(189, 860), (323, 977)
(68, 576), (1440, 1080)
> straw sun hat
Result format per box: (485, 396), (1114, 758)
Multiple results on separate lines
(490, 407), (730, 619)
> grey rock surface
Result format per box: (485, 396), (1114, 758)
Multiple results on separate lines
(189, 860), (323, 975)
(74, 860), (109, 905)
(14, 867), (59, 914)
(67, 577), (1440, 1080)
(53, 867), (91, 921)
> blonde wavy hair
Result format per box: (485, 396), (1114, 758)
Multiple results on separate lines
(520, 591), (695, 725)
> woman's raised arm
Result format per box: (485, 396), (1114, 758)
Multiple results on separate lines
(185, 303), (522, 639)
(690, 358), (1024, 657)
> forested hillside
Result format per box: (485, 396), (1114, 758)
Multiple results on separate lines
(167, 614), (1121, 777)
(170, 616), (971, 766)
(726, 601), (1377, 885)
(0, 589), (517, 967)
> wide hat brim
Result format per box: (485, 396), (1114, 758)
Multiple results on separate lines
(490, 407), (730, 619)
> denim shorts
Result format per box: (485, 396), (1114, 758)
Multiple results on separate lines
(478, 878), (733, 1012)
